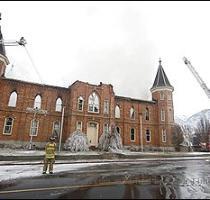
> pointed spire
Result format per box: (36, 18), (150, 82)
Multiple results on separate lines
(159, 57), (162, 65)
(0, 13), (6, 57)
(150, 59), (174, 92)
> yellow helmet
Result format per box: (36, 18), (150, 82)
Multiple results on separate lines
(49, 136), (55, 141)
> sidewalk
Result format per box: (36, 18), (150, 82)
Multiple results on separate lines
(0, 148), (210, 162)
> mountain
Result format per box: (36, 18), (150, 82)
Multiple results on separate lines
(175, 109), (210, 144)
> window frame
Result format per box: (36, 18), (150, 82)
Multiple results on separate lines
(103, 123), (109, 134)
(8, 91), (17, 107)
(55, 98), (62, 112)
(77, 96), (84, 111)
(146, 129), (151, 142)
(76, 121), (83, 131)
(130, 107), (135, 120)
(168, 93), (172, 100)
(162, 129), (167, 143)
(52, 121), (61, 138)
(34, 95), (42, 109)
(130, 128), (135, 142)
(88, 92), (100, 113)
(103, 100), (109, 114)
(3, 117), (14, 135)
(160, 91), (165, 100)
(30, 119), (39, 136)
(145, 107), (149, 121)
(115, 105), (120, 119)
(161, 109), (165, 121)
(116, 126), (120, 134)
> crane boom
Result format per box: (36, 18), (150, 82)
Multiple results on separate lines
(0, 37), (26, 46)
(183, 57), (210, 99)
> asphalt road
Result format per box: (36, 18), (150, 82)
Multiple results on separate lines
(1, 158), (210, 199)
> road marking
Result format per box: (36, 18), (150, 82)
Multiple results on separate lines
(0, 179), (154, 194)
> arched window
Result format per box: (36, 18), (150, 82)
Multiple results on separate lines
(130, 107), (135, 120)
(34, 95), (41, 109)
(104, 100), (109, 114)
(161, 109), (165, 121)
(103, 123), (109, 134)
(168, 93), (172, 100)
(55, 98), (62, 112)
(130, 128), (135, 141)
(160, 91), (165, 100)
(78, 96), (84, 111)
(8, 91), (17, 107)
(115, 105), (120, 118)
(145, 107), (149, 121)
(76, 121), (83, 131)
(30, 119), (39, 136)
(88, 92), (99, 113)
(116, 126), (120, 134)
(146, 129), (151, 142)
(3, 117), (14, 135)
(162, 129), (167, 142)
(52, 121), (61, 139)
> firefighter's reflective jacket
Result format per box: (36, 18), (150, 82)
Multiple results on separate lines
(45, 142), (56, 159)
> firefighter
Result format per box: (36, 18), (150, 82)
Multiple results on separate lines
(42, 136), (56, 174)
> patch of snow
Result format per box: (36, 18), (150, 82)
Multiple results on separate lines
(0, 148), (44, 156)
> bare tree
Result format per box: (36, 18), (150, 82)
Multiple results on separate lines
(194, 116), (210, 150)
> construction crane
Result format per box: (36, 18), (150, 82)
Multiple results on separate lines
(1, 36), (44, 84)
(183, 57), (210, 152)
(0, 13), (26, 47)
(183, 57), (210, 99)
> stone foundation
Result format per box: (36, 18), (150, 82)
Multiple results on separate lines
(124, 145), (175, 152)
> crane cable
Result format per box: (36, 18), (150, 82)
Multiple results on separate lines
(7, 63), (14, 75)
(1, 36), (44, 85)
(23, 45), (44, 85)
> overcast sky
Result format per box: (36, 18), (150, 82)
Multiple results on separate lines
(1, 1), (210, 118)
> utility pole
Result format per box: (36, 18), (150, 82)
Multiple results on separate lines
(59, 106), (65, 152)
(139, 113), (143, 152)
(26, 107), (47, 150)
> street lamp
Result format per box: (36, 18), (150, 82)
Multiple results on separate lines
(26, 107), (47, 150)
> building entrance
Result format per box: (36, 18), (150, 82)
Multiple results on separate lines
(87, 122), (98, 147)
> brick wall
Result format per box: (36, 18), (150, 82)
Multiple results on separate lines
(0, 78), (175, 149)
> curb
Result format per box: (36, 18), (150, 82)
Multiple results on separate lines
(0, 152), (210, 162)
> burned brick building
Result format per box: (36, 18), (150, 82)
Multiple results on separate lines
(0, 20), (175, 151)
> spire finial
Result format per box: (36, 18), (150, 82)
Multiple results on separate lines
(159, 57), (162, 65)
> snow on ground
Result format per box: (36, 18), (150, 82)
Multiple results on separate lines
(0, 162), (108, 182)
(1, 148), (210, 157)
(0, 148), (44, 156)
(0, 148), (102, 156)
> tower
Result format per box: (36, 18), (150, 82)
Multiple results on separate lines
(0, 14), (10, 77)
(150, 59), (174, 150)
